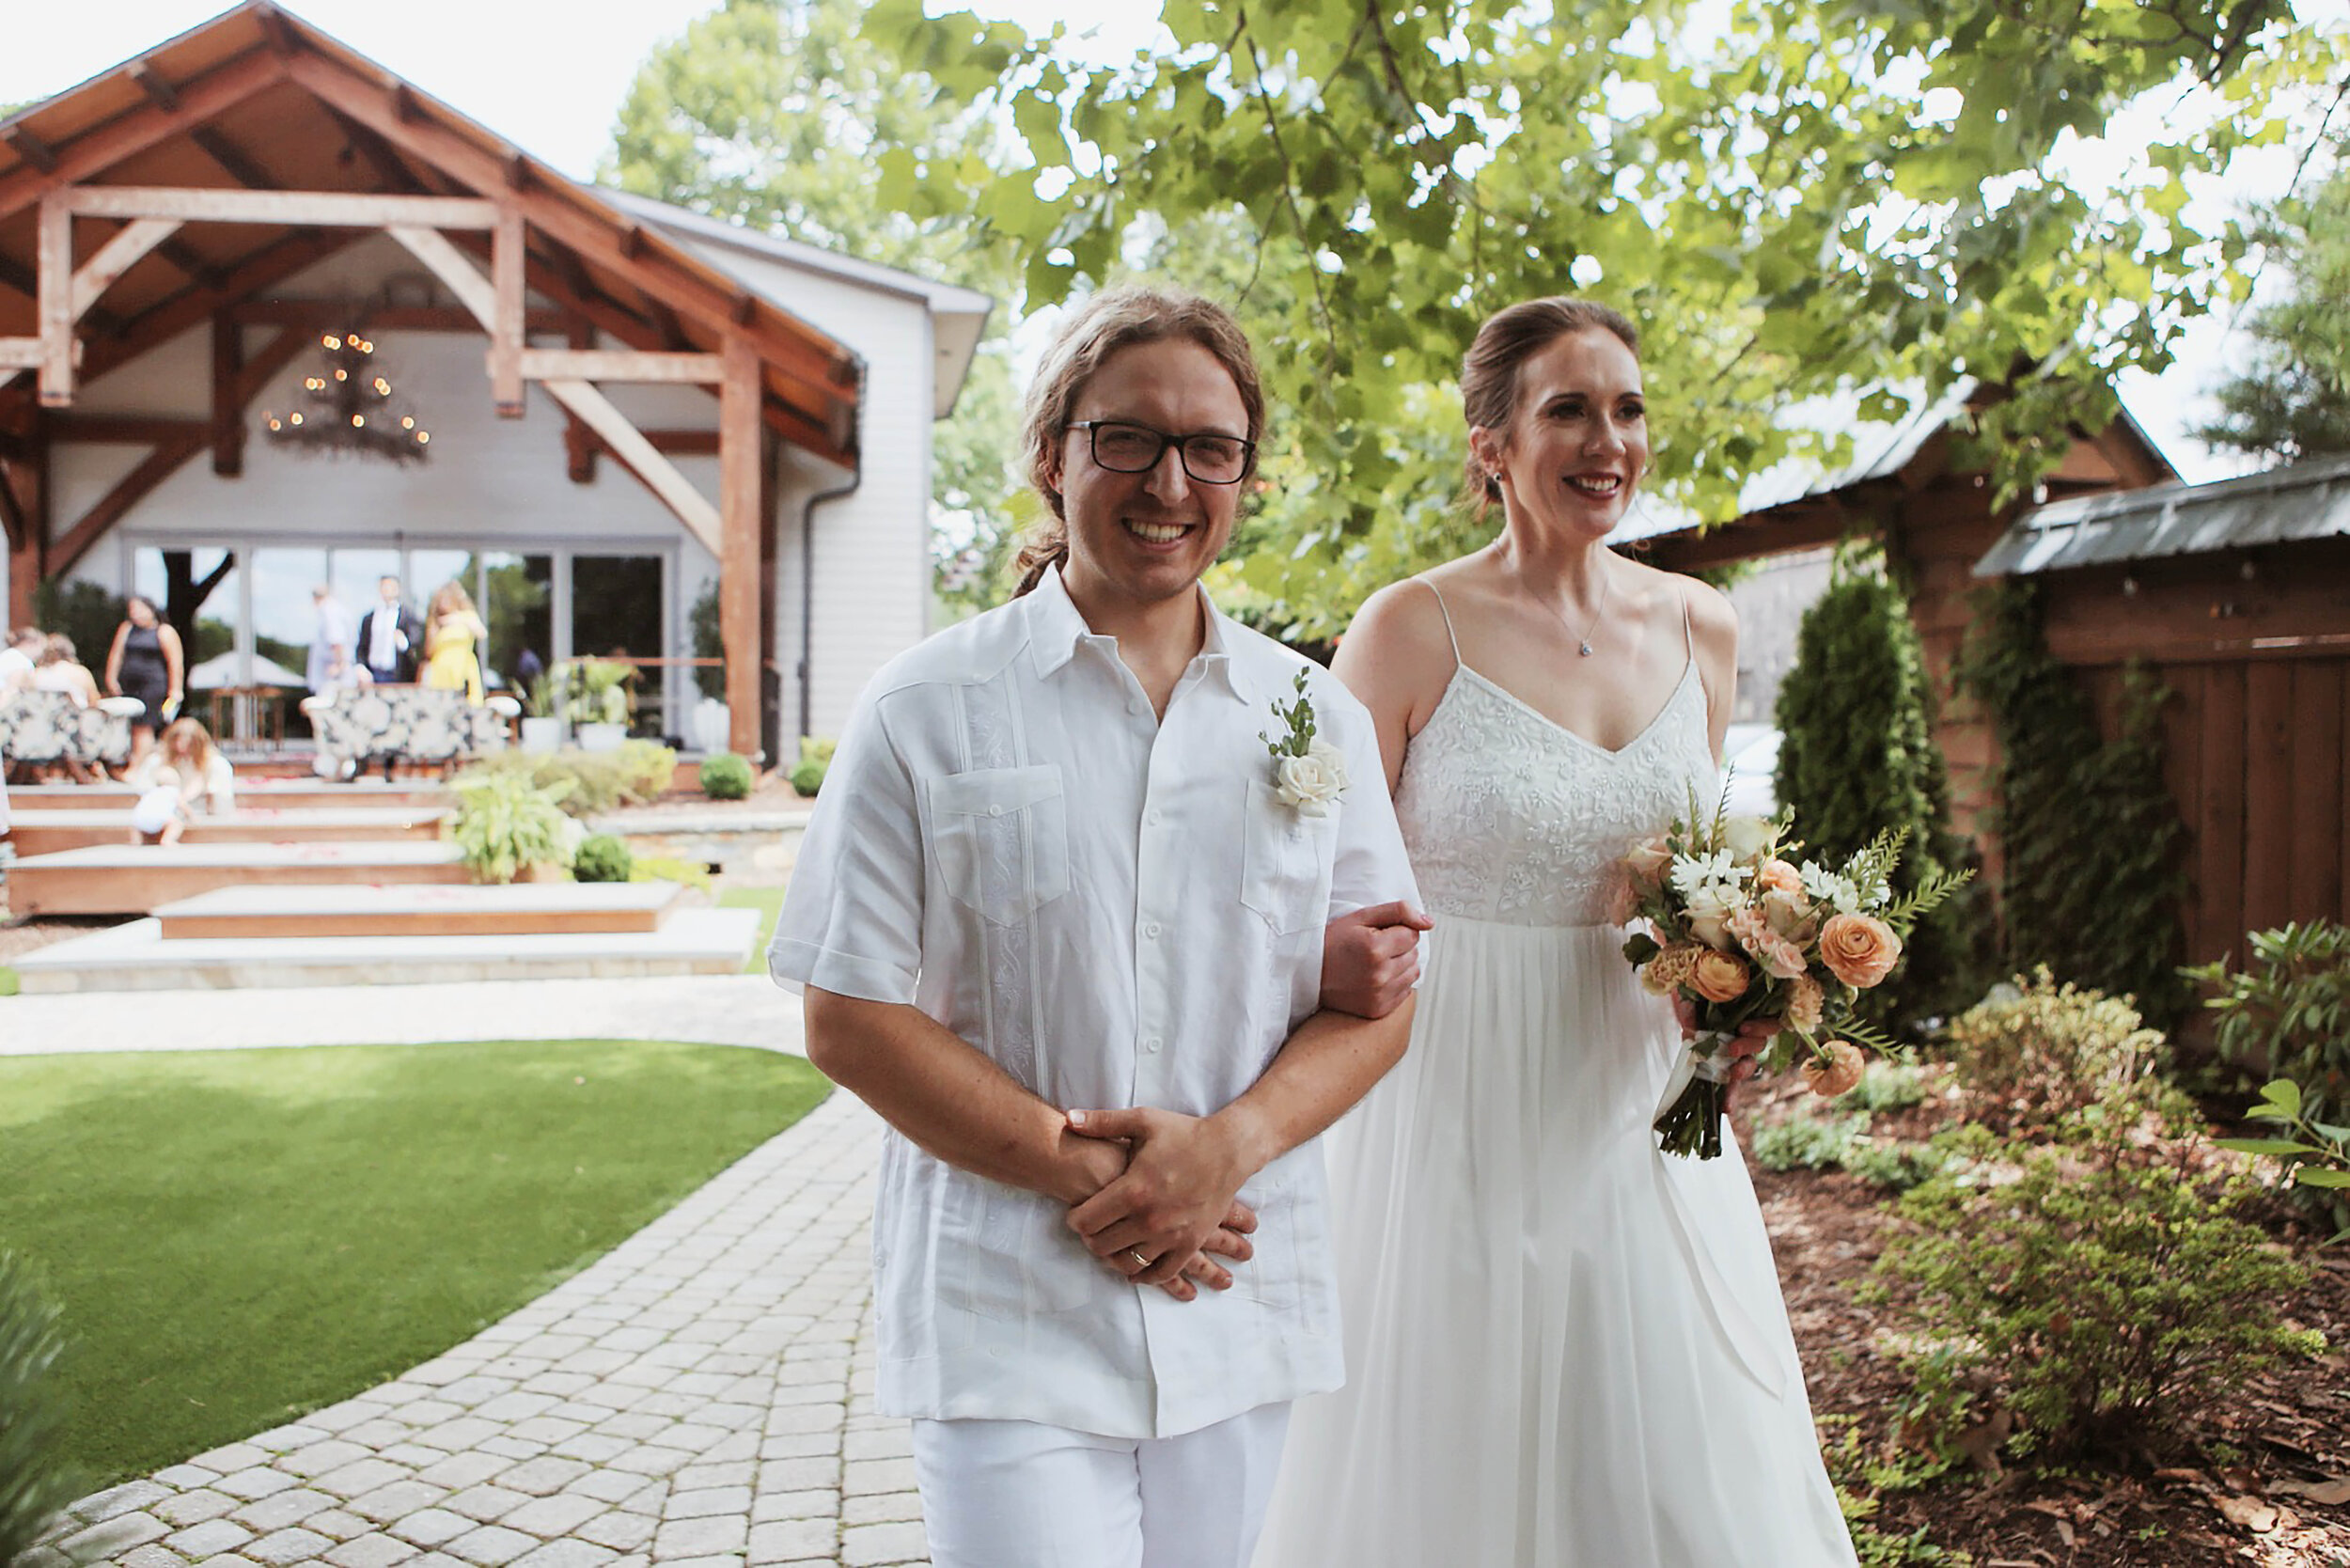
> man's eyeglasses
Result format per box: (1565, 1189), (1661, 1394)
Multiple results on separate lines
(1067, 420), (1255, 485)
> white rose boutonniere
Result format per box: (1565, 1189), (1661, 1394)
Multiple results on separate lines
(1262, 668), (1348, 818)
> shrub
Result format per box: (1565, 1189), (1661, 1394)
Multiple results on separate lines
(1945, 969), (2164, 1134)
(1774, 548), (1986, 1029)
(572, 834), (634, 884)
(630, 855), (714, 893)
(789, 735), (837, 798)
(2190, 920), (2350, 1123)
(700, 752), (754, 800)
(449, 772), (578, 884)
(1750, 1104), (1946, 1191)
(0, 1252), (78, 1568)
(456, 742), (674, 818)
(1869, 1089), (2324, 1462)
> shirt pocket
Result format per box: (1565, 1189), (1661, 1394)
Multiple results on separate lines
(1239, 777), (1337, 936)
(928, 764), (1072, 925)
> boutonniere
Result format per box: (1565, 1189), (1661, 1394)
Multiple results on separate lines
(1261, 668), (1348, 818)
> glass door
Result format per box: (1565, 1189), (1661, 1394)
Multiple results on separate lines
(571, 553), (666, 736)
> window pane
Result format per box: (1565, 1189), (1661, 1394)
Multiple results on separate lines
(480, 553), (552, 695)
(572, 554), (666, 734)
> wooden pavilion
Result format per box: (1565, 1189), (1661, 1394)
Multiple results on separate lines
(0, 0), (972, 760)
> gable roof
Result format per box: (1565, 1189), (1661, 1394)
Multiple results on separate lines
(0, 0), (900, 464)
(1976, 450), (2350, 576)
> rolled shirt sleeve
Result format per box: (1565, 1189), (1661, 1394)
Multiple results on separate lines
(1315, 671), (1421, 924)
(768, 682), (926, 1005)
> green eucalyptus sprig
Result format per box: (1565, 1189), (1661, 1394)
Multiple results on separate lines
(1261, 667), (1317, 760)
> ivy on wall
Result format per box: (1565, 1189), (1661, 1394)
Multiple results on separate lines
(1955, 580), (2190, 1028)
(1774, 545), (1987, 1030)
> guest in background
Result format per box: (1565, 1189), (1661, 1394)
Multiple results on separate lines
(0, 626), (42, 693)
(357, 575), (423, 684)
(307, 585), (357, 694)
(102, 594), (183, 767)
(38, 634), (101, 708)
(127, 716), (236, 815)
(130, 763), (189, 845)
(421, 581), (486, 704)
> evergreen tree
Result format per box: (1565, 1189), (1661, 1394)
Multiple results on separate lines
(2195, 138), (2350, 463)
(1775, 547), (1984, 1028)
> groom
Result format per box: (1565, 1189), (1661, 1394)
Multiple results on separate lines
(769, 285), (1419, 1568)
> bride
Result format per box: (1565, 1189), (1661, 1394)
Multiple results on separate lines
(1256, 297), (1858, 1565)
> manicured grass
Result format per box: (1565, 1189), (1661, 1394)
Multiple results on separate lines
(0, 1040), (827, 1485)
(721, 885), (785, 975)
(0, 966), (18, 996)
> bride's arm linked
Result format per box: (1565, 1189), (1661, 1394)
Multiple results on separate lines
(1317, 580), (1451, 1020)
(1681, 579), (1777, 1095)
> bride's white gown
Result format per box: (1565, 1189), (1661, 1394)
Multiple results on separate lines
(1256, 604), (1858, 1566)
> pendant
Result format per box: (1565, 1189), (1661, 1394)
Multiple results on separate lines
(1578, 641), (1593, 656)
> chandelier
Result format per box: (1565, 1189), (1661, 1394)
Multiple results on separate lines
(260, 329), (431, 464)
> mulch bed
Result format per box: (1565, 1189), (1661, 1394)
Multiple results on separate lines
(1757, 1096), (2350, 1566)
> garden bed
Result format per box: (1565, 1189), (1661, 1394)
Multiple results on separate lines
(1754, 1094), (2350, 1566)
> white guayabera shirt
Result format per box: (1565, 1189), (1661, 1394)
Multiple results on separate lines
(770, 566), (1418, 1439)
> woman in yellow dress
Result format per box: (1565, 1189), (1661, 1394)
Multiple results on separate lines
(421, 581), (486, 703)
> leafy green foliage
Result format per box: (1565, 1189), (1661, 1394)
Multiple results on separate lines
(1869, 1087), (2325, 1461)
(1954, 583), (2190, 1027)
(1776, 549), (1986, 1027)
(688, 578), (726, 701)
(603, 0), (1024, 608)
(30, 577), (121, 672)
(873, 0), (2336, 635)
(700, 752), (755, 800)
(2194, 136), (2350, 463)
(630, 855), (715, 893)
(448, 773), (579, 885)
(788, 735), (836, 797)
(2218, 1075), (2350, 1237)
(1818, 1417), (1970, 1567)
(1946, 969), (2169, 1134)
(572, 834), (635, 885)
(455, 743), (676, 818)
(0, 1252), (78, 1568)
(2190, 920), (2350, 1122)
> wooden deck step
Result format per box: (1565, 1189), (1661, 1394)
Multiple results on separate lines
(153, 881), (682, 940)
(4, 841), (469, 917)
(6, 781), (449, 812)
(6, 807), (450, 856)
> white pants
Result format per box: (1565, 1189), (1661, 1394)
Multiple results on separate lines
(911, 1403), (1292, 1568)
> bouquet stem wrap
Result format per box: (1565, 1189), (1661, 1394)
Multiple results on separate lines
(1654, 1028), (1733, 1159)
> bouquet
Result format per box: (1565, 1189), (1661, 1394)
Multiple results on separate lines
(1620, 789), (1969, 1158)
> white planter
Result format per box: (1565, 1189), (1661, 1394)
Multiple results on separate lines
(519, 716), (565, 753)
(689, 698), (731, 755)
(576, 721), (627, 753)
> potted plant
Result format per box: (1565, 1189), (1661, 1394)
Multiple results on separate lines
(448, 771), (580, 883)
(519, 666), (571, 754)
(565, 659), (634, 753)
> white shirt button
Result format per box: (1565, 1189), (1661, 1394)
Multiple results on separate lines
(987, 804), (1002, 818)
(1144, 921), (1162, 939)
(1144, 1035), (1163, 1053)
(1147, 808), (1162, 826)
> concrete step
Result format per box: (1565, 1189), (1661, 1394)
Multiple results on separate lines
(4, 840), (470, 917)
(152, 880), (682, 940)
(7, 807), (450, 856)
(5, 781), (450, 812)
(9, 906), (761, 993)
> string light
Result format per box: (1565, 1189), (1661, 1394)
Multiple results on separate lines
(264, 321), (428, 465)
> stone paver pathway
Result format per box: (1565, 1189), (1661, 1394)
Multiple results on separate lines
(10, 976), (932, 1568)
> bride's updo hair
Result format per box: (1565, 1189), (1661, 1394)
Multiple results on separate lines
(1011, 284), (1265, 597)
(1458, 297), (1639, 512)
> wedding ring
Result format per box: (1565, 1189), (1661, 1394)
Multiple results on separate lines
(1127, 1248), (1151, 1269)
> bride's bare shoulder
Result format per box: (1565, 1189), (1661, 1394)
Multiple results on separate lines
(1335, 572), (1465, 720)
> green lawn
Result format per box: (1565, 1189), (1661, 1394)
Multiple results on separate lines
(721, 885), (785, 975)
(0, 966), (18, 996)
(0, 1040), (827, 1485)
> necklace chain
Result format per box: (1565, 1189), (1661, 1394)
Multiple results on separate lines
(1495, 544), (1610, 656)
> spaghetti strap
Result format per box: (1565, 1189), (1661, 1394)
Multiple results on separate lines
(1680, 587), (1696, 660)
(1418, 578), (1464, 671)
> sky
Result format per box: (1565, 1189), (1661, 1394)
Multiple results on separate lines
(3, 0), (2344, 481)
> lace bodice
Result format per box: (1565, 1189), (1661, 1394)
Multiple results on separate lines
(1395, 661), (1718, 927)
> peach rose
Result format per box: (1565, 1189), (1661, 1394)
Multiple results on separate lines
(1801, 1041), (1867, 1099)
(1622, 833), (1673, 887)
(1762, 886), (1818, 944)
(1691, 949), (1752, 1005)
(1820, 913), (1903, 989)
(1755, 857), (1803, 896)
(1783, 972), (1825, 1031)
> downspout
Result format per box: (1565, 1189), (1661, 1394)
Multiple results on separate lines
(799, 470), (860, 742)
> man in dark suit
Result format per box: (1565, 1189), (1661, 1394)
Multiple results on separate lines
(355, 575), (424, 684)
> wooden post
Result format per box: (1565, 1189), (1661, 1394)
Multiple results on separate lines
(563, 312), (596, 483)
(491, 206), (525, 416)
(3, 445), (47, 627)
(720, 337), (764, 761)
(37, 196), (74, 407)
(212, 311), (246, 477)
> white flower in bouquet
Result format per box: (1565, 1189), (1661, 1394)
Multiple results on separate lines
(1722, 813), (1776, 858)
(1275, 738), (1348, 818)
(1669, 849), (1743, 902)
(1683, 885), (1737, 949)
(1799, 862), (1862, 915)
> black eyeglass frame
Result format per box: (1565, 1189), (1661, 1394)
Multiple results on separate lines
(1065, 419), (1257, 484)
